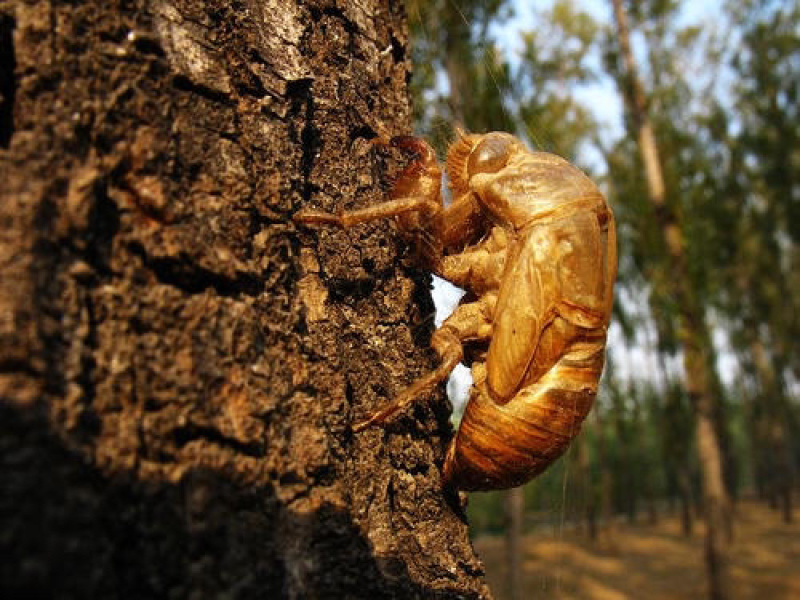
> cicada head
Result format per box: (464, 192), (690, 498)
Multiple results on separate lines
(446, 131), (524, 197)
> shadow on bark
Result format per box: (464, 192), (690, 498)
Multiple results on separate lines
(1, 403), (474, 599)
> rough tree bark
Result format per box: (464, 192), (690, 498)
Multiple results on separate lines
(0, 1), (490, 597)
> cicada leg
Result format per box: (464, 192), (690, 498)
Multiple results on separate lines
(294, 196), (441, 229)
(353, 293), (496, 432)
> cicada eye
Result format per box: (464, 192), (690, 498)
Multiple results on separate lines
(467, 133), (515, 177)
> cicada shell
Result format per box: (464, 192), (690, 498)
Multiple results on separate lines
(295, 132), (617, 491)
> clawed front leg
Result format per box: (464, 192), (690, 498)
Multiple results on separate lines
(294, 196), (442, 229)
(354, 294), (496, 432)
(295, 135), (444, 230)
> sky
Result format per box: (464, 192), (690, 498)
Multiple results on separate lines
(502, 0), (726, 168)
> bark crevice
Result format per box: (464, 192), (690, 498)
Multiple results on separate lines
(0, 12), (15, 148)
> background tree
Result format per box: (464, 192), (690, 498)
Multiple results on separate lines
(724, 0), (800, 522)
(608, 1), (732, 597)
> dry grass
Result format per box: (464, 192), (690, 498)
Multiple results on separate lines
(473, 500), (800, 599)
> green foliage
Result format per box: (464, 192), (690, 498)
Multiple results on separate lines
(407, 0), (515, 151)
(465, 489), (506, 535)
(517, 1), (601, 161)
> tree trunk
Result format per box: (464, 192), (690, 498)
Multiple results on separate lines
(678, 462), (694, 536)
(578, 430), (598, 541)
(751, 338), (794, 524)
(504, 487), (524, 600)
(612, 393), (637, 524)
(610, 1), (731, 598)
(0, 1), (490, 598)
(595, 403), (616, 546)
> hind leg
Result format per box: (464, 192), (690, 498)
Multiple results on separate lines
(354, 293), (496, 432)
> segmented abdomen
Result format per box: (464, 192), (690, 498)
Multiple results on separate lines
(442, 336), (606, 491)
